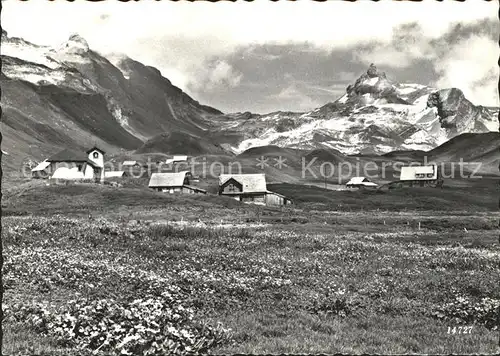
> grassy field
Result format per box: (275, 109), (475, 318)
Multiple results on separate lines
(269, 178), (499, 212)
(2, 179), (500, 355)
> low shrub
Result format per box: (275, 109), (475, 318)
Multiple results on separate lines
(305, 288), (365, 318)
(147, 224), (252, 241)
(431, 295), (500, 330)
(6, 293), (231, 355)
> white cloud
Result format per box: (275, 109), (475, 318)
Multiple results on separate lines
(336, 72), (357, 82)
(276, 84), (302, 100)
(354, 42), (436, 69)
(354, 47), (419, 69)
(273, 83), (323, 112)
(353, 22), (437, 68)
(1, 0), (497, 108)
(188, 60), (243, 92)
(3, 0), (494, 60)
(434, 35), (499, 106)
(350, 22), (498, 106)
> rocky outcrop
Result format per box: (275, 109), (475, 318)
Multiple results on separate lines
(59, 34), (90, 54)
(427, 88), (494, 133)
(367, 63), (383, 78)
(343, 64), (408, 106)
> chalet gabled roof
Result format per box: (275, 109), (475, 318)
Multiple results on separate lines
(105, 171), (125, 178)
(346, 177), (377, 186)
(219, 173), (267, 193)
(400, 165), (437, 180)
(148, 171), (190, 188)
(265, 190), (290, 200)
(48, 148), (89, 162)
(47, 148), (99, 168)
(31, 159), (51, 172)
(86, 146), (106, 155)
(122, 160), (137, 166)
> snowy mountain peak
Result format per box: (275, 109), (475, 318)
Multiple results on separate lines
(223, 64), (498, 155)
(340, 64), (408, 107)
(366, 63), (386, 79)
(58, 33), (90, 54)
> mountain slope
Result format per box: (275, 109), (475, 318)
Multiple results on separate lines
(427, 132), (500, 164)
(135, 131), (228, 156)
(1, 31), (223, 171)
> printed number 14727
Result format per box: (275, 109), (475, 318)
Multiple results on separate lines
(448, 326), (473, 334)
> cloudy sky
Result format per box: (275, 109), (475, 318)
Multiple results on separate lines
(2, 0), (498, 114)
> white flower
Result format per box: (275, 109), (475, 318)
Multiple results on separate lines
(117, 334), (140, 348)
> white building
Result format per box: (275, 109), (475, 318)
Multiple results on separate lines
(166, 155), (188, 165)
(44, 146), (105, 182)
(31, 159), (51, 178)
(218, 173), (292, 206)
(400, 165), (438, 181)
(173, 155), (188, 162)
(122, 160), (138, 167)
(104, 171), (126, 178)
(149, 171), (206, 194)
(345, 177), (378, 188)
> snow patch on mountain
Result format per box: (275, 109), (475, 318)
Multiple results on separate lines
(482, 114), (499, 131)
(107, 102), (147, 142)
(2, 62), (66, 86)
(106, 53), (132, 80)
(364, 77), (379, 86)
(60, 34), (90, 54)
(1, 33), (96, 90)
(337, 94), (348, 104)
(1, 33), (91, 69)
(48, 35), (92, 65)
(2, 32), (145, 142)
(1, 39), (59, 69)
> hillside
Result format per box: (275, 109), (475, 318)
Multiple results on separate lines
(268, 180), (498, 212)
(427, 132), (500, 165)
(135, 131), (229, 156)
(304, 147), (347, 163)
(381, 150), (427, 162)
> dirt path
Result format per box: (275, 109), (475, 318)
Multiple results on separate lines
(149, 219), (271, 229)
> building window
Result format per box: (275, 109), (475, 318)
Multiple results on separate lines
(227, 183), (237, 192)
(93, 152), (99, 159)
(427, 173), (433, 178)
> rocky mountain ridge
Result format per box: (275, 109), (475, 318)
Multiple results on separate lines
(222, 64), (497, 155)
(1, 31), (498, 173)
